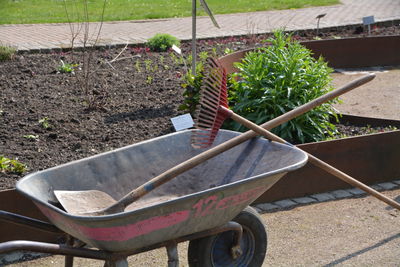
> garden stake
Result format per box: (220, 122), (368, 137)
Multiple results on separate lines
(192, 58), (400, 211)
(55, 62), (376, 216)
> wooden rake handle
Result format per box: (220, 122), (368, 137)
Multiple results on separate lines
(228, 109), (400, 211)
(106, 74), (376, 212)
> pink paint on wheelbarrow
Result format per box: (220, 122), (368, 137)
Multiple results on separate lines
(79, 210), (190, 242)
(39, 204), (190, 242)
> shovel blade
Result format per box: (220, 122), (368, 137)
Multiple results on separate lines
(54, 190), (117, 216)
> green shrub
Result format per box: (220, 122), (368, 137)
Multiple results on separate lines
(147, 33), (180, 52)
(228, 31), (339, 143)
(0, 43), (16, 61)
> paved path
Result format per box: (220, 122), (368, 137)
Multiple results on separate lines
(0, 0), (399, 51)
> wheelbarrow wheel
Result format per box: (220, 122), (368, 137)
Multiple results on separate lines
(188, 206), (267, 267)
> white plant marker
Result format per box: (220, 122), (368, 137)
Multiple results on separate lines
(171, 114), (194, 131)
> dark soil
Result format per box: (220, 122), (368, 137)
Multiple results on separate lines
(1, 24), (399, 190)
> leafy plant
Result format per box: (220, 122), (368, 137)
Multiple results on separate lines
(0, 156), (27, 174)
(146, 75), (153, 84)
(135, 60), (142, 72)
(58, 59), (78, 73)
(39, 117), (51, 129)
(224, 47), (234, 55)
(144, 59), (153, 71)
(228, 31), (338, 143)
(179, 52), (209, 115)
(0, 43), (16, 61)
(147, 33), (180, 52)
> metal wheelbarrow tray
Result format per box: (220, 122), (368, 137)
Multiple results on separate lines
(16, 130), (307, 253)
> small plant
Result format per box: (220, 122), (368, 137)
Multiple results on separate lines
(135, 60), (142, 72)
(147, 33), (180, 52)
(39, 117), (51, 129)
(211, 48), (218, 57)
(0, 156), (27, 174)
(199, 51), (208, 61)
(23, 134), (39, 140)
(146, 75), (153, 84)
(0, 43), (16, 61)
(169, 52), (180, 66)
(224, 47), (234, 55)
(228, 30), (338, 143)
(58, 59), (78, 74)
(152, 63), (158, 72)
(179, 52), (209, 114)
(144, 59), (152, 71)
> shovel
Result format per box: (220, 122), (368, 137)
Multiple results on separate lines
(55, 73), (375, 216)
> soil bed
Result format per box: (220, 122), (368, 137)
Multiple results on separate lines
(1, 24), (399, 190)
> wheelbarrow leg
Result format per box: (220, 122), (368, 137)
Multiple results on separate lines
(64, 235), (74, 267)
(166, 243), (179, 267)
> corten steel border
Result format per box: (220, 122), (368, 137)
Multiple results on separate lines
(301, 36), (400, 68)
(255, 129), (400, 203)
(219, 35), (400, 70)
(0, 189), (64, 243)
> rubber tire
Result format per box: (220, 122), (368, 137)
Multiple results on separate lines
(187, 206), (267, 267)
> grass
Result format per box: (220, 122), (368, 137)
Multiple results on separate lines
(0, 0), (339, 25)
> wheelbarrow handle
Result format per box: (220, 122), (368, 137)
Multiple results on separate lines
(102, 74), (376, 213)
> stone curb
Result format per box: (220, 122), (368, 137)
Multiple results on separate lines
(253, 179), (400, 213)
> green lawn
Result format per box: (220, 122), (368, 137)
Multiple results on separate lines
(0, 0), (339, 25)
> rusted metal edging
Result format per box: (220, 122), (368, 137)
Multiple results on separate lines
(219, 35), (400, 71)
(0, 210), (62, 234)
(256, 129), (400, 203)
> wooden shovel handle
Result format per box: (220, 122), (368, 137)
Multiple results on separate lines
(105, 74), (376, 212)
(229, 110), (400, 211)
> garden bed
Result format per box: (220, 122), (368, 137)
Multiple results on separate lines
(1, 24), (400, 191)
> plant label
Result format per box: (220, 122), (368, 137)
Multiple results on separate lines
(172, 45), (182, 55)
(362, 16), (375, 25)
(171, 113), (194, 131)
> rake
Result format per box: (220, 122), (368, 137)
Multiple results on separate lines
(192, 57), (400, 210)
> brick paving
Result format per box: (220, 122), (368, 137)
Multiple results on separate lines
(0, 0), (399, 51)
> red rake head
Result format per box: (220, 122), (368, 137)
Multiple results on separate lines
(191, 58), (233, 148)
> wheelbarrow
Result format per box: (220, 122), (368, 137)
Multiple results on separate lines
(1, 129), (307, 266)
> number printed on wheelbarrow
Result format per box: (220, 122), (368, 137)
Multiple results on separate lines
(192, 186), (264, 217)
